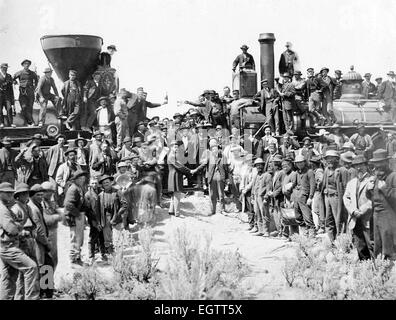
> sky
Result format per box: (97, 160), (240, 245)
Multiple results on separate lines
(1, 0), (396, 118)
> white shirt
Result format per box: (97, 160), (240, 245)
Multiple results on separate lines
(98, 107), (108, 126)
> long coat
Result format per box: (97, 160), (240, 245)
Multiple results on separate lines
(167, 152), (190, 193)
(46, 144), (66, 177)
(0, 72), (15, 103)
(64, 183), (85, 218)
(343, 174), (372, 231)
(28, 199), (49, 265)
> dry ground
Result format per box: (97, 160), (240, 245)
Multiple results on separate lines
(55, 193), (305, 299)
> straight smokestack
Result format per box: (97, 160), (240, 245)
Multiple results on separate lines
(258, 33), (276, 89)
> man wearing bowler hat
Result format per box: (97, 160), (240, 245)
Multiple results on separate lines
(63, 170), (89, 265)
(61, 69), (82, 130)
(0, 63), (16, 128)
(36, 67), (60, 127)
(13, 59), (38, 127)
(343, 155), (373, 260)
(366, 149), (396, 260)
(232, 44), (255, 72)
(279, 42), (299, 76)
(0, 182), (40, 300)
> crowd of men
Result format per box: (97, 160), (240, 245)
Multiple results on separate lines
(1, 43), (396, 300)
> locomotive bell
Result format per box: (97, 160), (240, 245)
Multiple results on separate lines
(340, 66), (364, 100)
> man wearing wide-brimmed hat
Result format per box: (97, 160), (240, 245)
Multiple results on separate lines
(366, 149), (396, 260)
(343, 155), (373, 260)
(36, 67), (60, 127)
(55, 146), (82, 197)
(74, 136), (89, 171)
(322, 150), (344, 241)
(63, 169), (89, 265)
(0, 136), (17, 186)
(232, 44), (255, 72)
(349, 123), (374, 158)
(13, 59), (38, 127)
(333, 70), (343, 100)
(0, 182), (40, 300)
(0, 62), (16, 128)
(292, 70), (308, 118)
(291, 154), (316, 237)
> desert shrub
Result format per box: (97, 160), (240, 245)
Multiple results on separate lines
(158, 226), (249, 300)
(281, 233), (396, 300)
(57, 267), (114, 300)
(112, 227), (160, 300)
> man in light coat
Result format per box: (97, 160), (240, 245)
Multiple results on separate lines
(343, 155), (373, 260)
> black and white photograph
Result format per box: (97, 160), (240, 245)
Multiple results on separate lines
(0, 0), (396, 306)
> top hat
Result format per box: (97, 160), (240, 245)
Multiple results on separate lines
(21, 59), (32, 66)
(369, 149), (390, 163)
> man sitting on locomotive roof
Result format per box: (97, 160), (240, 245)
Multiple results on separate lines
(232, 44), (255, 72)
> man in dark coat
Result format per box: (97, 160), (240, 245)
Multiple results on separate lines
(361, 73), (376, 99)
(82, 71), (102, 131)
(279, 42), (299, 76)
(91, 140), (118, 177)
(279, 73), (296, 131)
(63, 170), (89, 265)
(35, 67), (60, 126)
(193, 139), (229, 215)
(0, 137), (17, 186)
(13, 59), (38, 127)
(61, 70), (82, 130)
(99, 45), (117, 68)
(15, 145), (48, 187)
(367, 149), (396, 260)
(0, 63), (15, 127)
(333, 70), (343, 100)
(232, 44), (255, 72)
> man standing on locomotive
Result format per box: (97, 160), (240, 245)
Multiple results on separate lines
(13, 59), (38, 127)
(61, 70), (82, 130)
(36, 68), (60, 127)
(0, 63), (15, 128)
(306, 68), (326, 126)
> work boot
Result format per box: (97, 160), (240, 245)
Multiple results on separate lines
(247, 225), (254, 231)
(254, 223), (264, 236)
(262, 232), (270, 237)
(249, 226), (258, 233)
(270, 231), (279, 237)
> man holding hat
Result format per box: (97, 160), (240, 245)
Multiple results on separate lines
(377, 71), (396, 124)
(61, 69), (82, 130)
(46, 134), (66, 180)
(322, 150), (344, 241)
(13, 59), (38, 127)
(362, 73), (376, 99)
(291, 154), (316, 237)
(367, 149), (396, 260)
(82, 71), (103, 131)
(279, 42), (299, 76)
(63, 170), (89, 265)
(343, 155), (373, 260)
(349, 124), (374, 158)
(232, 44), (255, 72)
(0, 63), (16, 128)
(0, 137), (17, 186)
(36, 67), (60, 127)
(0, 182), (40, 300)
